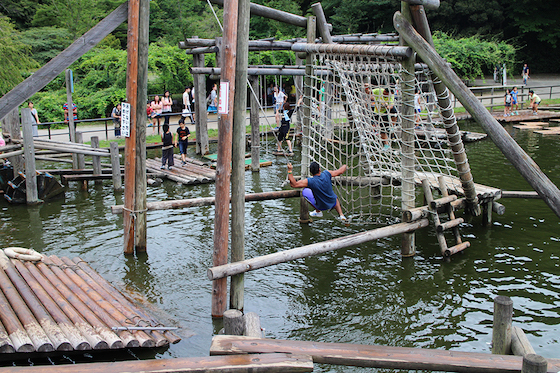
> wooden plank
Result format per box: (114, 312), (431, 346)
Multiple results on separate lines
(210, 336), (560, 373)
(0, 353), (312, 372)
(0, 2), (128, 121)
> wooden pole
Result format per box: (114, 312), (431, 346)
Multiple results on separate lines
(311, 3), (333, 44)
(223, 309), (244, 336)
(299, 194), (311, 224)
(110, 141), (123, 191)
(91, 136), (102, 184)
(394, 11), (560, 219)
(300, 16), (316, 178)
(230, 0), (250, 312)
(249, 76), (260, 171)
(0, 277), (34, 352)
(192, 46), (209, 155)
(20, 108), (40, 204)
(522, 354), (548, 373)
(400, 2), (416, 257)
(123, 0), (149, 254)
(75, 131), (88, 190)
(243, 312), (262, 338)
(511, 326), (536, 357)
(492, 295), (513, 355)
(65, 69), (79, 169)
(2, 108), (25, 174)
(212, 0), (239, 318)
(208, 219), (429, 280)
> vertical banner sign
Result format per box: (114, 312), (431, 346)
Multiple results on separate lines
(218, 81), (229, 115)
(121, 102), (131, 137)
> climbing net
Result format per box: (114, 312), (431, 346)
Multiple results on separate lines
(300, 51), (464, 223)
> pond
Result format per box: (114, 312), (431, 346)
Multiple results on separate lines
(0, 120), (558, 370)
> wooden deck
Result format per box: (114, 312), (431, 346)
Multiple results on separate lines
(0, 251), (179, 355)
(456, 109), (560, 123)
(210, 335), (560, 373)
(146, 156), (216, 185)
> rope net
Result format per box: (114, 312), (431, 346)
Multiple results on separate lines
(300, 52), (463, 224)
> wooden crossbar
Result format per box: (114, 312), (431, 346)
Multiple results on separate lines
(210, 336), (560, 373)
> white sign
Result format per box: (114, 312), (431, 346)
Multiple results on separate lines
(218, 81), (229, 115)
(121, 102), (131, 137)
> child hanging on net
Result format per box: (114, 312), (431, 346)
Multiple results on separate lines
(277, 95), (303, 155)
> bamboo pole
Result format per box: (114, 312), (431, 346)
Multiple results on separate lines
(0, 258), (54, 352)
(212, 0), (240, 318)
(12, 260), (91, 350)
(42, 256), (140, 348)
(32, 260), (124, 349)
(112, 190), (300, 214)
(22, 261), (109, 349)
(230, 0), (250, 312)
(208, 219), (429, 280)
(91, 136), (102, 185)
(71, 257), (180, 344)
(394, 11), (560, 219)
(51, 256), (154, 348)
(492, 295), (513, 355)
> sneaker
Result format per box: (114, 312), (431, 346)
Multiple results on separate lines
(383, 144), (390, 151)
(168, 166), (172, 170)
(160, 166), (165, 170)
(515, 111), (519, 115)
(338, 215), (347, 222)
(309, 210), (323, 217)
(181, 161), (186, 165)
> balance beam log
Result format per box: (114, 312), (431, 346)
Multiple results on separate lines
(207, 219), (429, 280)
(511, 326), (536, 357)
(111, 190), (301, 214)
(210, 335), (560, 372)
(500, 191), (540, 199)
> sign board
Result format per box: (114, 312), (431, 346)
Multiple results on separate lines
(218, 81), (229, 115)
(121, 102), (131, 137)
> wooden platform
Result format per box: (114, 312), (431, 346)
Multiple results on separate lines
(146, 156), (216, 185)
(456, 109), (560, 123)
(513, 121), (548, 130)
(0, 251), (179, 355)
(210, 336), (560, 373)
(534, 127), (560, 135)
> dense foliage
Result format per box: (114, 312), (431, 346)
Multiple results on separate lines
(1, 0), (558, 122)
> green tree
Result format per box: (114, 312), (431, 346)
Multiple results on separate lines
(18, 26), (73, 64)
(0, 16), (39, 95)
(148, 41), (193, 94)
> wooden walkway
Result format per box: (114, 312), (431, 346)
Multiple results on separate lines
(146, 156), (216, 185)
(0, 251), (180, 355)
(210, 335), (560, 373)
(456, 109), (560, 123)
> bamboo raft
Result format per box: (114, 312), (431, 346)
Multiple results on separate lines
(146, 156), (216, 185)
(0, 250), (180, 355)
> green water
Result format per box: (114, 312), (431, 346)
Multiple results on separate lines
(0, 121), (559, 370)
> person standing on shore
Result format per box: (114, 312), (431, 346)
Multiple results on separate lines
(111, 103), (122, 137)
(162, 90), (173, 126)
(28, 102), (40, 137)
(522, 64), (530, 85)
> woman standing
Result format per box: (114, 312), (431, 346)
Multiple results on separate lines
(150, 95), (163, 134)
(162, 90), (173, 126)
(28, 102), (40, 137)
(112, 103), (122, 137)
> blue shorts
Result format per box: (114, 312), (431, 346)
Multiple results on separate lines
(302, 188), (337, 211)
(178, 141), (188, 155)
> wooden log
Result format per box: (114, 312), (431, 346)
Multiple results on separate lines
(0, 278), (34, 352)
(311, 3), (333, 43)
(32, 143), (112, 157)
(436, 217), (463, 232)
(243, 312), (262, 338)
(492, 295), (513, 355)
(0, 144), (23, 152)
(299, 194), (311, 224)
(249, 76), (260, 171)
(522, 354), (548, 373)
(0, 3), (127, 121)
(511, 326), (536, 357)
(0, 252), (71, 351)
(211, 336), (560, 372)
(0, 353), (314, 373)
(422, 180), (449, 254)
(444, 242), (470, 257)
(0, 314), (15, 353)
(0, 149), (25, 158)
(500, 191), (540, 199)
(58, 256), (160, 348)
(71, 257), (181, 344)
(394, 12), (560, 219)
(208, 219), (429, 280)
(224, 309), (244, 336)
(0, 255), (54, 352)
(430, 194), (457, 209)
(2, 108), (25, 174)
(493, 201), (506, 215)
(403, 198), (466, 222)
(91, 136), (102, 185)
(110, 142), (123, 191)
(22, 261), (108, 349)
(34, 138), (109, 151)
(112, 190), (301, 214)
(12, 260), (91, 350)
(43, 256), (141, 348)
(32, 260), (123, 349)
(291, 43), (412, 59)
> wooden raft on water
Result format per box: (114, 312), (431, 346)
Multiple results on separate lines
(146, 155), (216, 185)
(0, 250), (180, 354)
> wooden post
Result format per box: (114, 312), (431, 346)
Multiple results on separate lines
(249, 76), (260, 171)
(294, 54), (304, 136)
(75, 131), (88, 190)
(243, 312), (262, 337)
(395, 11), (560, 219)
(110, 142), (122, 191)
(299, 194), (310, 224)
(511, 326), (536, 357)
(2, 108), (25, 174)
(123, 0), (149, 254)
(192, 38), (209, 155)
(482, 202), (492, 227)
(300, 16), (316, 177)
(223, 309), (244, 336)
(20, 108), (40, 204)
(311, 3), (333, 44)
(400, 2), (416, 257)
(522, 354), (548, 373)
(212, 0), (239, 318)
(230, 0), (250, 312)
(91, 136), (102, 185)
(492, 295), (513, 355)
(65, 69), (79, 169)
(405, 7), (480, 216)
